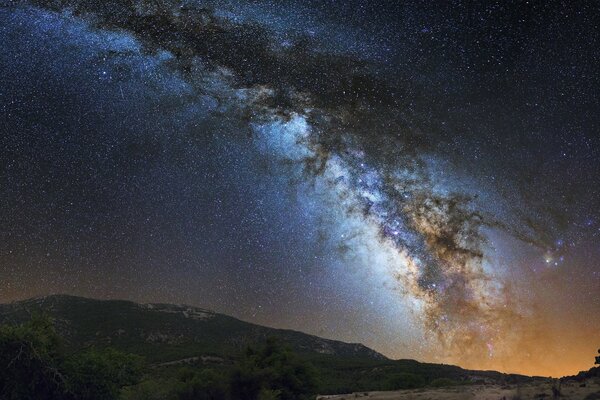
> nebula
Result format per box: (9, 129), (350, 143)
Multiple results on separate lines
(2, 0), (599, 377)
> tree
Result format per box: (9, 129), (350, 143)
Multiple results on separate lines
(384, 372), (425, 390)
(64, 348), (143, 400)
(173, 367), (228, 400)
(0, 314), (69, 399)
(230, 338), (317, 400)
(0, 315), (143, 400)
(122, 367), (230, 400)
(429, 377), (457, 387)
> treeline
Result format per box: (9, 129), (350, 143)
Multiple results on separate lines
(0, 315), (317, 400)
(122, 338), (318, 400)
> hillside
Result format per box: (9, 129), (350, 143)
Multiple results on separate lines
(0, 295), (383, 363)
(0, 295), (536, 394)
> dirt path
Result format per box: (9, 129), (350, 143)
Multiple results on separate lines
(317, 380), (600, 400)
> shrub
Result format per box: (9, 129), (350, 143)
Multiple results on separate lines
(0, 315), (143, 400)
(174, 368), (228, 400)
(64, 348), (143, 400)
(429, 377), (457, 387)
(0, 314), (68, 399)
(230, 337), (317, 400)
(384, 373), (426, 390)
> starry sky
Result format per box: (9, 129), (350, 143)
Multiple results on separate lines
(1, 0), (600, 377)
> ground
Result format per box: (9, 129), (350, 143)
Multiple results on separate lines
(318, 379), (600, 400)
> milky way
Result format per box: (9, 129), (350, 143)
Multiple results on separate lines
(1, 0), (600, 376)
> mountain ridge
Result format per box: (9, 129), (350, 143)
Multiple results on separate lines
(0, 294), (386, 362)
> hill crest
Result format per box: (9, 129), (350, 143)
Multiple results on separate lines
(0, 294), (386, 362)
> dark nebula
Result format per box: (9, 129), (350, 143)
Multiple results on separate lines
(1, 0), (599, 376)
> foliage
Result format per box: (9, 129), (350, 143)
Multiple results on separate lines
(124, 338), (317, 400)
(120, 380), (169, 400)
(258, 388), (282, 400)
(230, 337), (317, 400)
(384, 372), (426, 390)
(429, 377), (458, 387)
(64, 348), (143, 400)
(0, 314), (67, 399)
(0, 315), (143, 400)
(173, 368), (228, 400)
(121, 370), (230, 400)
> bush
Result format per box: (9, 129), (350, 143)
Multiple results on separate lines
(384, 372), (426, 390)
(64, 348), (143, 400)
(124, 338), (316, 400)
(230, 337), (317, 400)
(429, 377), (457, 387)
(0, 314), (68, 399)
(120, 379), (172, 400)
(122, 368), (229, 400)
(0, 315), (143, 400)
(174, 368), (228, 400)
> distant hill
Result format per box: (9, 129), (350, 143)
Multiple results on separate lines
(0, 295), (537, 394)
(563, 366), (600, 382)
(0, 294), (384, 362)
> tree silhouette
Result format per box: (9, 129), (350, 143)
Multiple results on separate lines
(0, 314), (69, 399)
(0, 315), (142, 400)
(230, 337), (317, 400)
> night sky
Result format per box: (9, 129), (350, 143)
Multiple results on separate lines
(1, 0), (600, 377)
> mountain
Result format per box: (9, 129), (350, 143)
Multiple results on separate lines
(564, 365), (600, 382)
(0, 294), (383, 363)
(0, 295), (536, 394)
